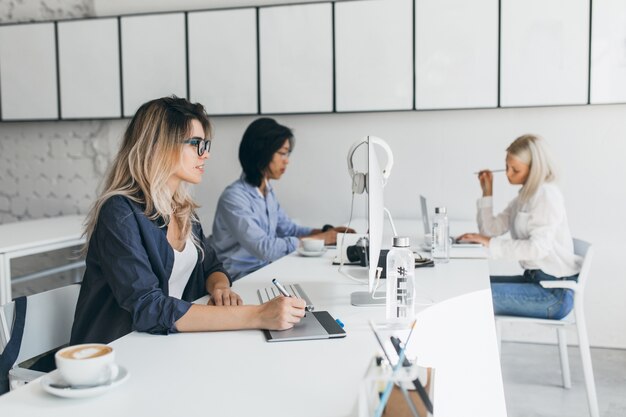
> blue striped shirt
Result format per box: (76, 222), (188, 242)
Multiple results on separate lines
(210, 177), (312, 280)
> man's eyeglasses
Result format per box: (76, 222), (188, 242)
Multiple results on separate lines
(276, 150), (291, 161)
(183, 137), (212, 156)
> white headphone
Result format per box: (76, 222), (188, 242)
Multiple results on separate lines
(346, 136), (394, 194)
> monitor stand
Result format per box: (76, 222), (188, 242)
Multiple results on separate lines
(350, 290), (386, 306)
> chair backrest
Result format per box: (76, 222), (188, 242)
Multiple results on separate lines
(573, 238), (593, 293)
(0, 284), (80, 365)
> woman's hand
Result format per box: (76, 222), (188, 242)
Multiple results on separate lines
(310, 226), (355, 245)
(478, 170), (493, 197)
(457, 233), (491, 247)
(206, 272), (242, 306)
(208, 287), (243, 306)
(333, 226), (356, 234)
(311, 229), (338, 245)
(257, 296), (306, 330)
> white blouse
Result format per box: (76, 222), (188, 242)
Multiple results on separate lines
(477, 183), (581, 278)
(168, 237), (198, 299)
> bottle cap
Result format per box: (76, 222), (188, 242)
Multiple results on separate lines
(435, 207), (447, 214)
(392, 236), (410, 247)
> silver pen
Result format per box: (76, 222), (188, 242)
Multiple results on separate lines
(272, 278), (291, 297)
(272, 279), (313, 312)
(473, 168), (506, 174)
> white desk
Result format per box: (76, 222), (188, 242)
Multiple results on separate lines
(0, 215), (85, 305)
(0, 249), (506, 416)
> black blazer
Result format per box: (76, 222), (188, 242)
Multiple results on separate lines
(70, 195), (231, 345)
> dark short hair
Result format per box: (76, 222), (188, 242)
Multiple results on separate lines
(239, 118), (294, 187)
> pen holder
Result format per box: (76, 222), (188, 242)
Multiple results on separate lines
(360, 320), (435, 417)
(358, 357), (435, 417)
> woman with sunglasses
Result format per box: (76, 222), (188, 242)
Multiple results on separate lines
(71, 98), (305, 345)
(210, 117), (352, 281)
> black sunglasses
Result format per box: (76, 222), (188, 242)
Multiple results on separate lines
(183, 137), (212, 156)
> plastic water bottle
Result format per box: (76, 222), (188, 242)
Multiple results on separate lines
(431, 207), (450, 263)
(386, 237), (416, 320)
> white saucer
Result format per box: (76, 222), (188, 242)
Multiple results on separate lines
(41, 366), (130, 398)
(297, 247), (327, 257)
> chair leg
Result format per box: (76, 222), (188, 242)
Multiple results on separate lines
(575, 307), (600, 417)
(557, 327), (571, 388)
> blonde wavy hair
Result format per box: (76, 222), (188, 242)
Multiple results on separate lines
(83, 96), (211, 253)
(507, 134), (557, 203)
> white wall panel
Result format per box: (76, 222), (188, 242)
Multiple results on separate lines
(121, 13), (187, 116)
(188, 9), (258, 115)
(500, 0), (589, 107)
(259, 3), (333, 114)
(416, 0), (498, 110)
(590, 0), (626, 104)
(335, 0), (413, 112)
(58, 18), (121, 119)
(0, 23), (58, 120)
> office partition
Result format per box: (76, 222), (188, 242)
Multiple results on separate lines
(121, 13), (187, 117)
(259, 3), (333, 114)
(188, 9), (258, 115)
(58, 18), (121, 119)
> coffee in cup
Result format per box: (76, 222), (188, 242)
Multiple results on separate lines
(55, 344), (117, 386)
(301, 237), (324, 252)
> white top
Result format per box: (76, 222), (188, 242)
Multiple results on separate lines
(477, 183), (582, 277)
(168, 237), (198, 299)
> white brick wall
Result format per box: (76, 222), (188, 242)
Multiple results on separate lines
(0, 0), (94, 23)
(0, 0), (103, 224)
(0, 121), (112, 223)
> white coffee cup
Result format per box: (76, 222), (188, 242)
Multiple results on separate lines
(301, 237), (324, 252)
(55, 344), (118, 386)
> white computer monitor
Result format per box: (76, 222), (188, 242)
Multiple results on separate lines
(350, 136), (386, 306)
(367, 136), (385, 294)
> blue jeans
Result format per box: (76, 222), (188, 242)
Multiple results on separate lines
(490, 269), (577, 320)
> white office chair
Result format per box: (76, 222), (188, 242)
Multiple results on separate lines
(0, 284), (80, 391)
(495, 238), (599, 417)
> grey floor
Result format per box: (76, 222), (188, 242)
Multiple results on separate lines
(9, 253), (626, 417)
(501, 342), (626, 417)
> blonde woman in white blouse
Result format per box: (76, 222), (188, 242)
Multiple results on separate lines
(459, 134), (581, 319)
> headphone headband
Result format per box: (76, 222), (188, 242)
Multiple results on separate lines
(347, 136), (394, 189)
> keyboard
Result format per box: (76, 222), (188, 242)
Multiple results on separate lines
(257, 283), (315, 311)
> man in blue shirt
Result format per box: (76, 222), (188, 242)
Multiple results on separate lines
(210, 118), (351, 280)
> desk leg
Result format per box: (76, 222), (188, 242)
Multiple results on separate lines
(0, 253), (10, 305)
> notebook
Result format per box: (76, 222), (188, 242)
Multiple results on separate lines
(257, 283), (346, 342)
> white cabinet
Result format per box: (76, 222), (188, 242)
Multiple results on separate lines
(121, 13), (187, 117)
(3, 1), (626, 121)
(500, 0), (590, 107)
(188, 9), (258, 115)
(415, 0), (499, 110)
(58, 18), (121, 119)
(0, 23), (58, 120)
(590, 0), (626, 104)
(259, 3), (333, 114)
(335, 0), (413, 112)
